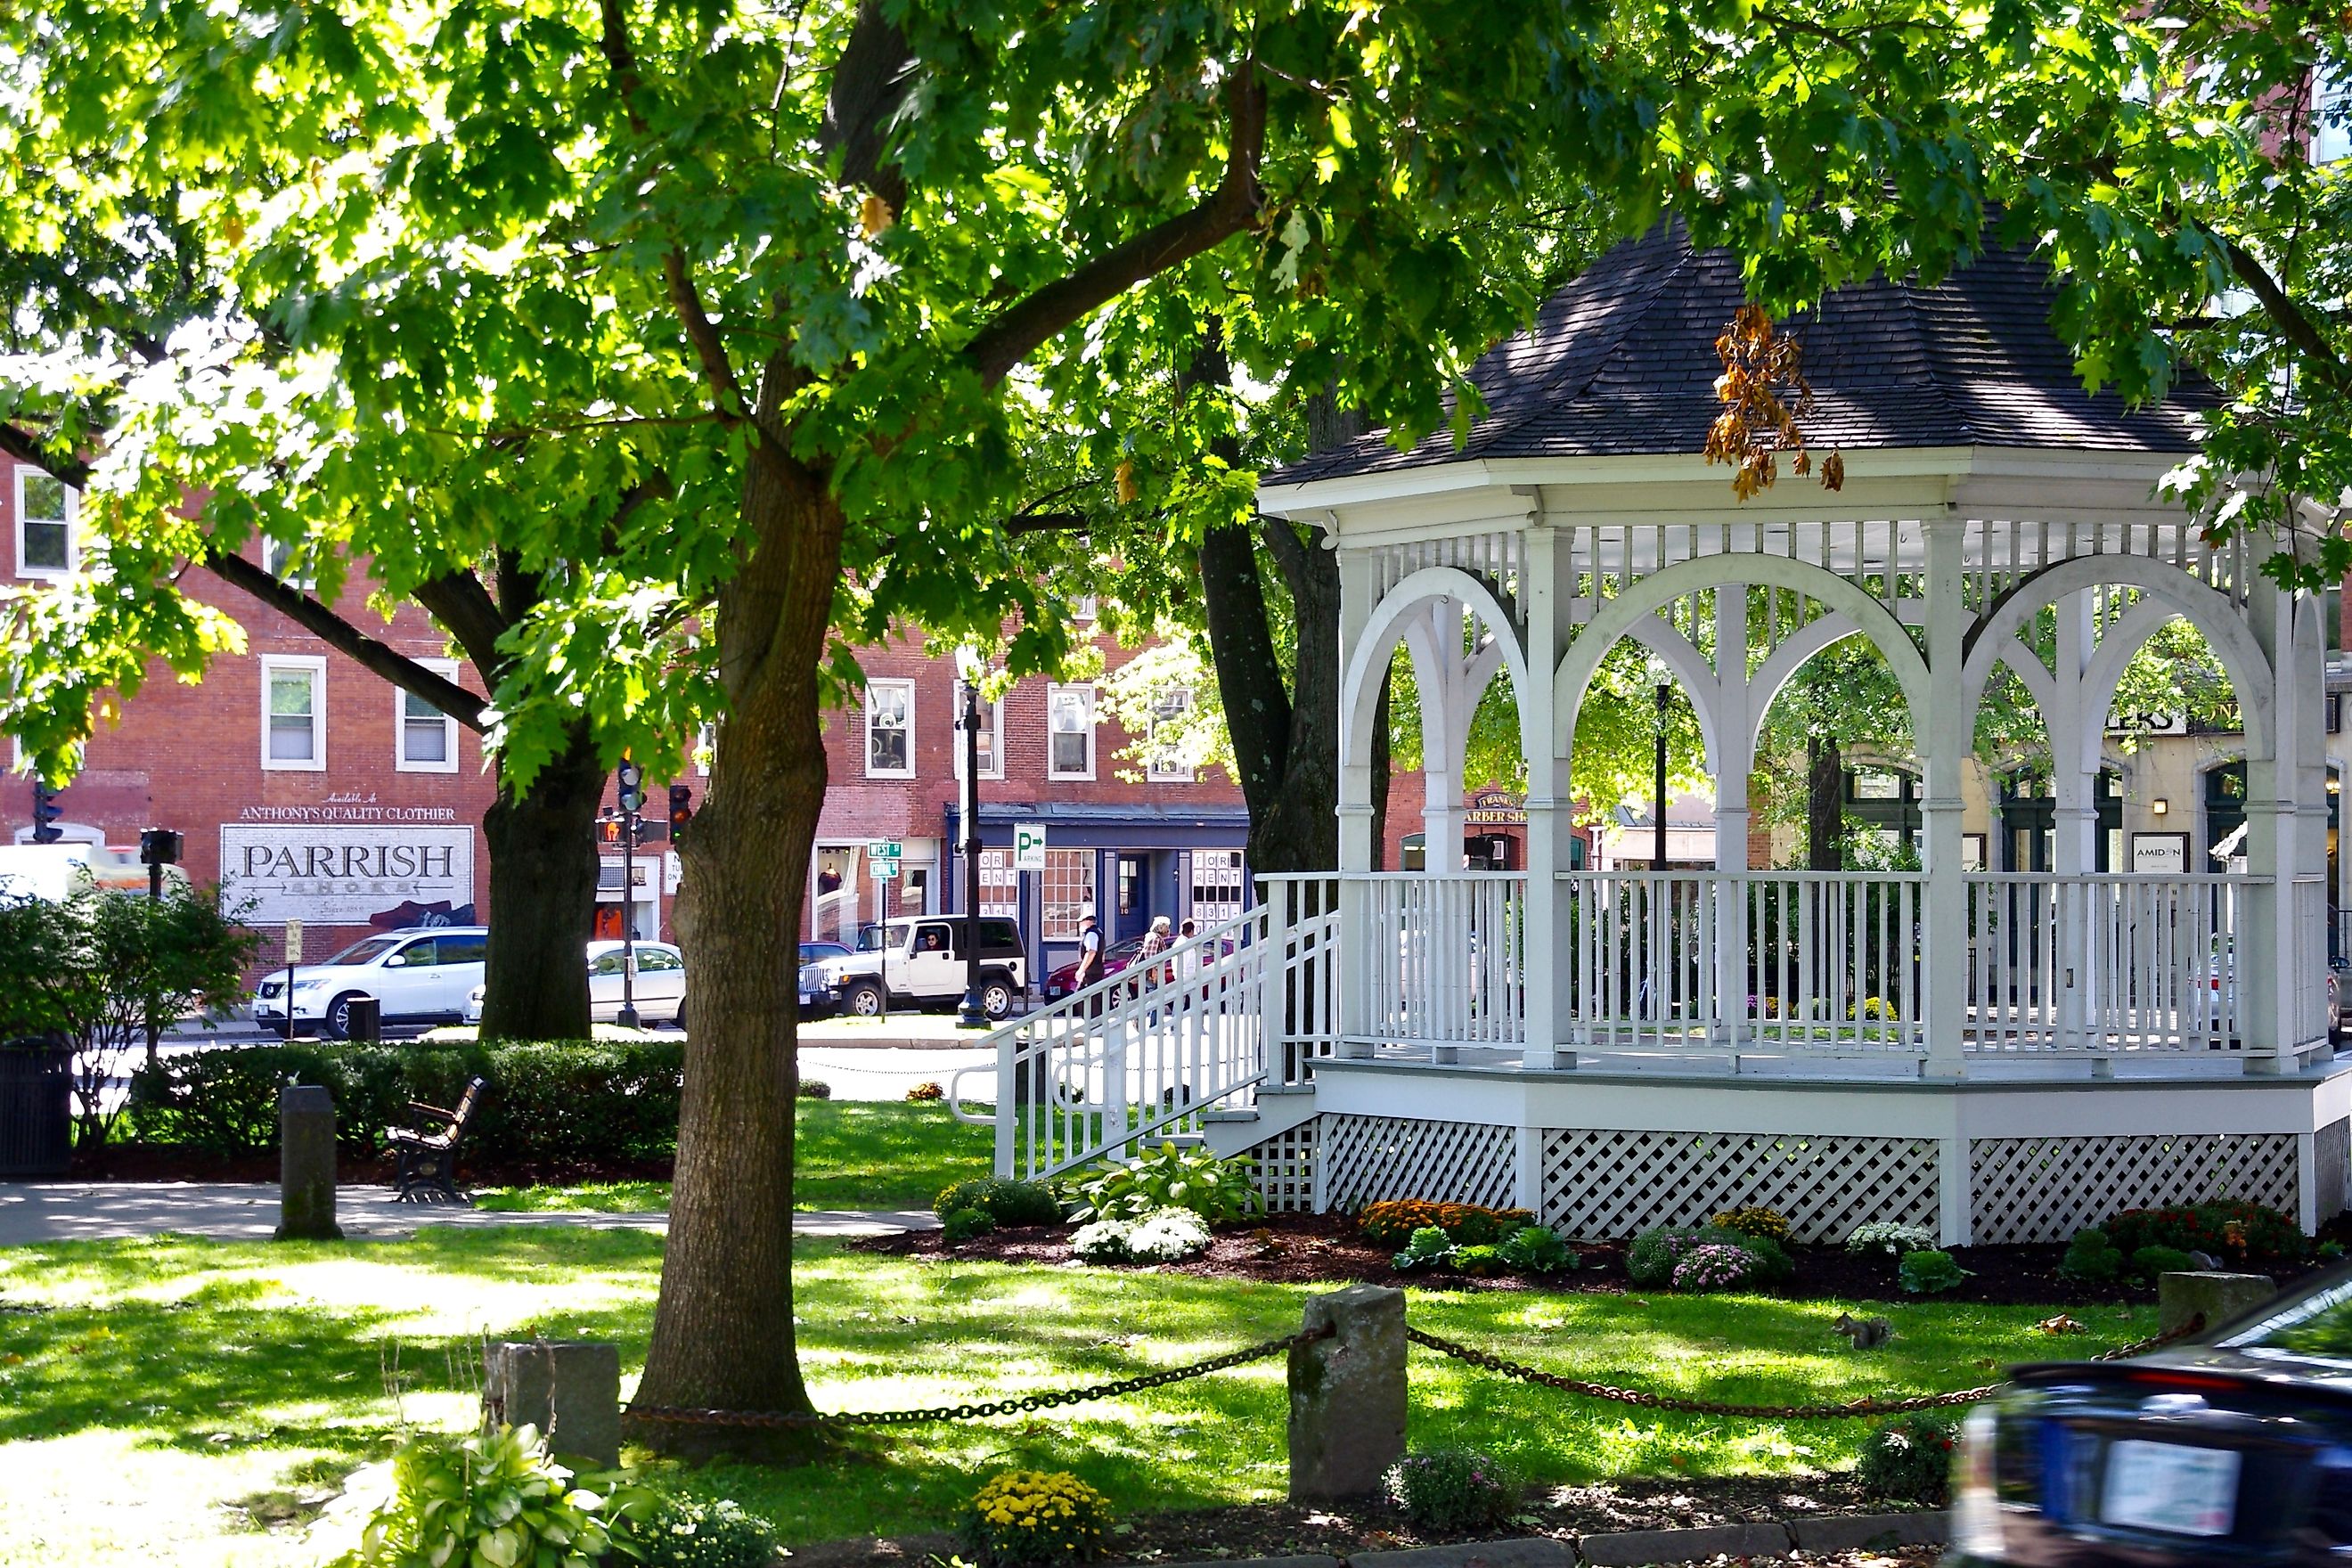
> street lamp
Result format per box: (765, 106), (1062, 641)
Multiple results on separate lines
(615, 759), (644, 1029)
(956, 647), (989, 1029)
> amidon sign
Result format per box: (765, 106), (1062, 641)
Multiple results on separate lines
(220, 825), (476, 926)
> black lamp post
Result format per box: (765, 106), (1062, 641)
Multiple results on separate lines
(615, 760), (643, 1029)
(956, 652), (989, 1028)
(1653, 682), (1670, 870)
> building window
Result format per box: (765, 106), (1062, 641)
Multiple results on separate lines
(2316, 66), (2349, 164)
(865, 679), (913, 778)
(396, 657), (461, 772)
(954, 697), (1004, 780)
(1147, 686), (1195, 781)
(1073, 595), (1098, 622)
(15, 470), (76, 578)
(1041, 847), (1094, 938)
(260, 655), (326, 771)
(696, 721), (715, 777)
(263, 535), (317, 589)
(1047, 684), (1095, 780)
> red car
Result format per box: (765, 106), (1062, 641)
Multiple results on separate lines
(1041, 934), (1237, 1000)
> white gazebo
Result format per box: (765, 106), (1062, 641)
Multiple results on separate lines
(968, 225), (2351, 1245)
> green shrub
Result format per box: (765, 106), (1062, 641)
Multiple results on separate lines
(1066, 1142), (1262, 1224)
(962, 1470), (1108, 1567)
(1856, 1414), (1959, 1505)
(933, 1177), (1063, 1228)
(124, 1040), (688, 1167)
(2107, 1201), (2306, 1264)
(1845, 1221), (1938, 1257)
(796, 1078), (832, 1100)
(1392, 1226), (1457, 1271)
(1671, 1241), (1760, 1292)
(1899, 1249), (1971, 1295)
(2132, 1245), (2199, 1282)
(1453, 1244), (1509, 1277)
(1627, 1223), (1789, 1288)
(2321, 1240), (2346, 1263)
(630, 1495), (777, 1568)
(1386, 1449), (1516, 1532)
(2059, 1228), (2125, 1286)
(941, 1206), (996, 1245)
(322, 1424), (647, 1568)
(1497, 1224), (1578, 1276)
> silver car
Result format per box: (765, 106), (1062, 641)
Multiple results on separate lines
(461, 940), (688, 1028)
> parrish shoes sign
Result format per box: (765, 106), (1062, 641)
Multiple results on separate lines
(220, 825), (476, 926)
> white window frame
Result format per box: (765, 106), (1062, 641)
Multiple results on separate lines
(263, 535), (319, 590)
(696, 721), (715, 777)
(1146, 685), (1196, 782)
(2316, 65), (2351, 164)
(953, 695), (1005, 780)
(1047, 682), (1097, 781)
(864, 678), (915, 779)
(395, 657), (462, 773)
(14, 468), (78, 580)
(259, 654), (327, 772)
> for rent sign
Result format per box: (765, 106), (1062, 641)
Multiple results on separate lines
(220, 825), (476, 926)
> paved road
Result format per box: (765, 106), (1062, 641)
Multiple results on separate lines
(0, 1182), (938, 1245)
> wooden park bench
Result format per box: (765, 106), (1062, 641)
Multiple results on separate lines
(384, 1077), (486, 1204)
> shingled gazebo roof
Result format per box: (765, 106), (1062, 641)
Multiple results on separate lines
(1266, 223), (2216, 487)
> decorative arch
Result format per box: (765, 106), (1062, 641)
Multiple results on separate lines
(1553, 556), (1932, 759)
(1963, 557), (2276, 761)
(1342, 567), (1535, 771)
(1621, 616), (1725, 775)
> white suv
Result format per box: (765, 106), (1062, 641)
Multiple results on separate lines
(806, 915), (1025, 1018)
(252, 927), (490, 1038)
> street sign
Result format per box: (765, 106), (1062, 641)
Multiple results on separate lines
(284, 919), (303, 963)
(868, 839), (902, 881)
(870, 858), (899, 881)
(1013, 821), (1047, 872)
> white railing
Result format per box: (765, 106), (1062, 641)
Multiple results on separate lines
(1560, 871), (1923, 1052)
(951, 886), (1340, 1181)
(2297, 874), (2332, 1050)
(1963, 873), (2250, 1053)
(1352, 872), (1525, 1050)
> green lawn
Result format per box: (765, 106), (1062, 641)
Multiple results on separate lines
(471, 1100), (992, 1214)
(0, 1224), (2151, 1568)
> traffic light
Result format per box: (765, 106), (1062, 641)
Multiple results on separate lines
(30, 780), (61, 845)
(615, 758), (643, 813)
(668, 784), (693, 843)
(138, 828), (184, 865)
(597, 813), (625, 845)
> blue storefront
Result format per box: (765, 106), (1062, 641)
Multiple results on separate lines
(942, 802), (1254, 992)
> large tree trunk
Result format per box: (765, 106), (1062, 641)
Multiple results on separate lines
(477, 727), (605, 1041)
(1807, 735), (1843, 872)
(633, 436), (839, 1453)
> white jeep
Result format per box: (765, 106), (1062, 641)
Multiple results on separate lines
(805, 914), (1025, 1019)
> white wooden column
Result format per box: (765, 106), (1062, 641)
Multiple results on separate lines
(1523, 513), (1571, 1069)
(1336, 544), (1381, 1056)
(2242, 575), (2298, 1069)
(1919, 517), (1971, 1082)
(1403, 600), (1472, 868)
(1712, 586), (1754, 1046)
(2048, 591), (2098, 1047)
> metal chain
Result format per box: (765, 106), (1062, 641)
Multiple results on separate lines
(624, 1326), (1330, 1431)
(624, 1310), (2211, 1433)
(1403, 1313), (2208, 1421)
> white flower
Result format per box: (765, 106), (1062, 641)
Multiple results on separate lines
(1123, 1208), (1213, 1262)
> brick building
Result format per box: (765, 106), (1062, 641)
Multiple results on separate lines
(806, 622), (1258, 981)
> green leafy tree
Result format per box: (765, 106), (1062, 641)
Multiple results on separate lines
(0, 886), (257, 1148)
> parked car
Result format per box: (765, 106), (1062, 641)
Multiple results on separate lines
(1951, 1262), (2352, 1564)
(803, 914), (1025, 1018)
(1043, 934), (1149, 1000)
(251, 927), (489, 1038)
(800, 940), (851, 965)
(461, 940), (688, 1028)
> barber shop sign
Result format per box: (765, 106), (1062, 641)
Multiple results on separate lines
(220, 824), (476, 926)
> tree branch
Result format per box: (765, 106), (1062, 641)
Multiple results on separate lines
(412, 571), (510, 679)
(201, 547), (488, 731)
(0, 423), (91, 486)
(962, 61), (1268, 386)
(821, 0), (912, 215)
(2225, 238), (2352, 399)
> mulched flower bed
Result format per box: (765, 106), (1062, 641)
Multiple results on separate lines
(850, 1211), (2325, 1306)
(792, 1477), (1940, 1567)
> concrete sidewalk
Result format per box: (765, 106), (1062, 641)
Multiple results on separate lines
(0, 1182), (938, 1245)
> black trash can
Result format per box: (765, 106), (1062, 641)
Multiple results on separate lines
(346, 996), (382, 1042)
(0, 1036), (73, 1177)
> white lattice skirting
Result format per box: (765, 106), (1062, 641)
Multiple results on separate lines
(1250, 1121), (1320, 1213)
(1539, 1129), (1939, 1244)
(1319, 1115), (1520, 1213)
(1970, 1133), (2300, 1244)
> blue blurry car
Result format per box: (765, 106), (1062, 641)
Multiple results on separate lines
(1953, 1265), (2352, 1564)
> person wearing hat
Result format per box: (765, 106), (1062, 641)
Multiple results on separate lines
(1072, 911), (1104, 1016)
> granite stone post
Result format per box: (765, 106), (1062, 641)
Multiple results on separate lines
(2160, 1271), (2279, 1336)
(485, 1340), (623, 1471)
(1288, 1284), (1407, 1503)
(273, 1084), (343, 1241)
